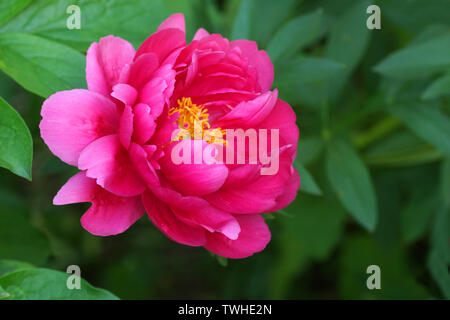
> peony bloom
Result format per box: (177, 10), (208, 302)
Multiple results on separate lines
(40, 13), (300, 258)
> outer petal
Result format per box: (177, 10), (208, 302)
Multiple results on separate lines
(54, 172), (144, 237)
(53, 171), (96, 205)
(270, 166), (300, 212)
(193, 28), (210, 41)
(78, 134), (146, 197)
(86, 35), (135, 97)
(40, 89), (118, 166)
(230, 40), (274, 92)
(157, 13), (185, 33)
(142, 191), (206, 246)
(204, 214), (271, 259)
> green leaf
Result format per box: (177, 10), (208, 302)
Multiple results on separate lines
(293, 161), (322, 195)
(230, 0), (254, 40)
(267, 9), (324, 62)
(0, 260), (34, 277)
(382, 0), (450, 32)
(401, 194), (438, 244)
(389, 102), (450, 157)
(325, 0), (371, 100)
(326, 138), (377, 231)
(249, 0), (299, 47)
(422, 73), (450, 100)
(364, 130), (443, 167)
(0, 0), (31, 26)
(0, 33), (85, 98)
(274, 56), (345, 108)
(0, 96), (32, 180)
(276, 57), (345, 85)
(0, 268), (119, 300)
(427, 207), (450, 299)
(374, 34), (450, 80)
(0, 210), (51, 266)
(0, 0), (172, 52)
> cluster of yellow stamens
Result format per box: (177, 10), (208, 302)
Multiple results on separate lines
(169, 97), (227, 145)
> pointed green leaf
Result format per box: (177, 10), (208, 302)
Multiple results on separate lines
(0, 33), (85, 98)
(267, 9), (324, 63)
(0, 268), (119, 300)
(389, 102), (450, 157)
(0, 97), (32, 180)
(326, 138), (377, 231)
(375, 34), (450, 80)
(293, 160), (322, 195)
(422, 73), (450, 100)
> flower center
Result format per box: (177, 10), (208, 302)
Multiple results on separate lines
(169, 97), (226, 145)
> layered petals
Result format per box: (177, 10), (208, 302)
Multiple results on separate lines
(54, 172), (144, 236)
(78, 135), (146, 197)
(86, 35), (135, 97)
(40, 89), (118, 166)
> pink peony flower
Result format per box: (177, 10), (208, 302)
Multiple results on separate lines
(40, 13), (300, 258)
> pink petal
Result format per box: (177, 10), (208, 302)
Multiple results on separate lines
(214, 90), (278, 128)
(119, 105), (133, 149)
(142, 191), (206, 246)
(157, 13), (185, 33)
(111, 83), (138, 106)
(86, 35), (135, 97)
(204, 153), (293, 214)
(230, 40), (274, 92)
(40, 89), (118, 166)
(204, 214), (271, 259)
(78, 134), (146, 197)
(160, 140), (229, 196)
(193, 28), (210, 41)
(128, 53), (159, 90)
(53, 171), (96, 205)
(256, 99), (299, 160)
(270, 166), (300, 212)
(135, 29), (186, 64)
(54, 172), (144, 236)
(132, 103), (156, 145)
(148, 177), (240, 239)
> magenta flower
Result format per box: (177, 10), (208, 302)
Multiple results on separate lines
(40, 14), (300, 258)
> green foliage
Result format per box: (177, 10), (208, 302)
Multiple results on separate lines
(326, 138), (377, 231)
(0, 33), (85, 98)
(0, 0), (448, 300)
(0, 97), (32, 179)
(0, 267), (119, 300)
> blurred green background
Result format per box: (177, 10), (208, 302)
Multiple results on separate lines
(0, 0), (449, 299)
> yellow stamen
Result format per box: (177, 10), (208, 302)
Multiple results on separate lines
(169, 97), (227, 145)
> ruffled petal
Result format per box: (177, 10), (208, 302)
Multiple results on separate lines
(135, 29), (186, 64)
(54, 172), (144, 236)
(204, 214), (271, 259)
(142, 191), (206, 246)
(86, 35), (135, 97)
(40, 89), (118, 166)
(78, 134), (146, 197)
(214, 90), (278, 128)
(160, 139), (229, 196)
(230, 40), (274, 92)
